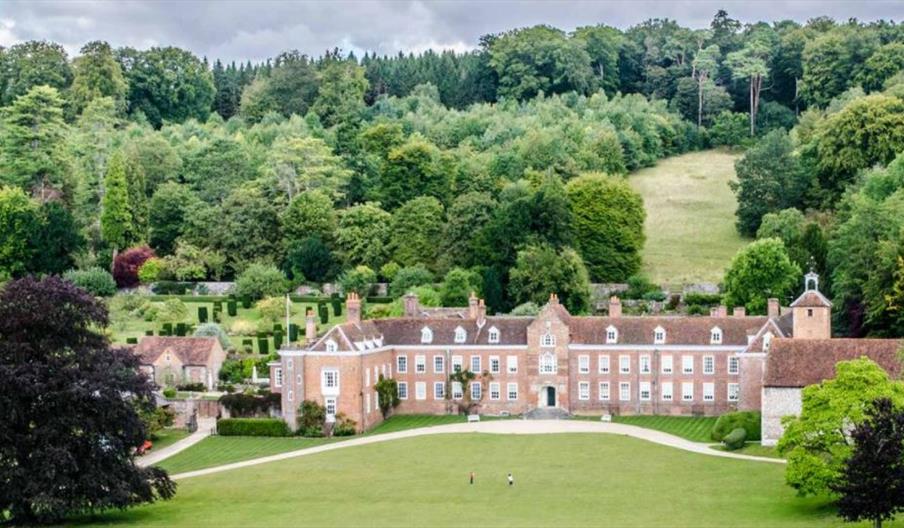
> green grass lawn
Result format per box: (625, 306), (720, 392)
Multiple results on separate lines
(629, 149), (749, 286)
(76, 433), (886, 527)
(713, 442), (782, 459)
(145, 428), (190, 452)
(574, 414), (718, 442)
(156, 436), (339, 474)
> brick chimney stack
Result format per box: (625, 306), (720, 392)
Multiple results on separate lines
(346, 292), (361, 324)
(305, 308), (317, 345)
(733, 306), (746, 317)
(609, 296), (622, 318)
(468, 291), (479, 319)
(477, 299), (487, 326)
(767, 298), (780, 319)
(715, 305), (728, 318)
(403, 292), (420, 317)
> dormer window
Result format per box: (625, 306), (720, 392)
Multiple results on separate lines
(488, 326), (500, 344)
(763, 332), (773, 352)
(326, 339), (338, 353)
(606, 325), (618, 344)
(541, 333), (556, 347)
(454, 326), (467, 344)
(421, 327), (433, 344)
(710, 327), (722, 345)
(654, 326), (666, 345)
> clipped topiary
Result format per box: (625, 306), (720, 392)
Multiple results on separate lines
(712, 411), (761, 441)
(722, 427), (747, 451)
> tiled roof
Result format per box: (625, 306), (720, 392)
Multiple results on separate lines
(374, 317), (531, 346)
(568, 316), (767, 346)
(790, 290), (832, 308)
(764, 338), (903, 387)
(134, 336), (220, 365)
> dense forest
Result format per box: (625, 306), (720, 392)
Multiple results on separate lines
(1, 11), (903, 334)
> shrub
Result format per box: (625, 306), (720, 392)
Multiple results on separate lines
(389, 265), (434, 297)
(241, 295), (251, 309)
(156, 298), (188, 324)
(331, 297), (342, 316)
(332, 413), (357, 436)
(227, 299), (237, 316)
(379, 261), (401, 281)
(113, 246), (156, 288)
(722, 427), (747, 451)
(683, 292), (722, 306)
(273, 330), (283, 350)
(510, 302), (540, 316)
(230, 320), (256, 336)
(137, 257), (165, 284)
(194, 322), (231, 349)
(297, 400), (326, 437)
(241, 339), (253, 353)
(63, 267), (117, 297)
(152, 281), (191, 294)
(219, 392), (280, 417)
(176, 382), (205, 392)
(162, 387), (176, 398)
(318, 303), (329, 324)
(217, 418), (290, 437)
(339, 265), (376, 296)
(288, 323), (299, 342)
(624, 274), (659, 300)
(234, 263), (288, 301)
(712, 411), (762, 441)
(709, 111), (749, 147)
(126, 337), (138, 344)
(258, 338), (269, 355)
(198, 306), (208, 323)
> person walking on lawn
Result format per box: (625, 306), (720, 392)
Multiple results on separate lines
(507, 473), (514, 486)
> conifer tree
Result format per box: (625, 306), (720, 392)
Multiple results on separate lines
(100, 151), (133, 258)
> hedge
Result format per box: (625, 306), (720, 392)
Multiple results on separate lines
(242, 339), (253, 352)
(145, 330), (154, 336)
(152, 281), (193, 295)
(366, 296), (393, 304)
(318, 304), (329, 324)
(684, 292), (723, 306)
(175, 323), (188, 336)
(126, 337), (138, 344)
(258, 338), (269, 355)
(241, 295), (252, 309)
(288, 323), (299, 342)
(712, 411), (761, 441)
(274, 331), (284, 350)
(331, 298), (342, 316)
(217, 418), (291, 437)
(227, 300), (237, 316)
(198, 306), (209, 323)
(722, 427), (747, 450)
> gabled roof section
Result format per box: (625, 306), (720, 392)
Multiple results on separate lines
(568, 316), (768, 347)
(765, 338), (902, 387)
(790, 290), (832, 308)
(134, 336), (220, 365)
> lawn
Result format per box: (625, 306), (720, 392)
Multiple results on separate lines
(156, 436), (338, 474)
(629, 149), (749, 286)
(145, 428), (190, 452)
(713, 442), (783, 459)
(77, 433), (883, 527)
(574, 414), (718, 442)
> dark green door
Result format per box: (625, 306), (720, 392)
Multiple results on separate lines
(546, 387), (555, 407)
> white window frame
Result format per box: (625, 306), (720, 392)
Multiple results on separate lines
(728, 383), (740, 402)
(606, 325), (618, 344)
(654, 326), (666, 344)
(703, 355), (715, 375)
(703, 382), (715, 402)
(578, 355), (590, 374)
(540, 332), (556, 347)
(682, 355), (694, 374)
(452, 355), (463, 373)
(365, 368), (370, 387)
(471, 382), (482, 400)
(287, 389), (294, 402)
(470, 355), (481, 373)
(639, 355), (651, 374)
(763, 332), (773, 352)
(322, 369), (339, 393)
(578, 381), (590, 401)
(433, 355), (445, 374)
(507, 355), (518, 374)
(661, 381), (673, 401)
(397, 355), (408, 374)
(274, 367), (283, 388)
(507, 382), (518, 400)
(682, 382), (694, 402)
(452, 381), (463, 400)
(619, 382), (631, 401)
(661, 355), (673, 374)
(598, 354), (610, 374)
(421, 327), (433, 344)
(728, 356), (740, 375)
(598, 382), (610, 401)
(454, 326), (467, 344)
(434, 381), (445, 400)
(539, 352), (557, 374)
(325, 339), (338, 353)
(325, 397), (337, 420)
(415, 355), (426, 374)
(398, 381), (408, 400)
(619, 355), (630, 374)
(710, 327), (722, 345)
(488, 326), (500, 344)
(639, 381), (651, 401)
(490, 356), (500, 374)
(415, 381), (426, 400)
(489, 382), (501, 400)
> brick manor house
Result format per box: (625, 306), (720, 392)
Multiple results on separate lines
(269, 272), (902, 444)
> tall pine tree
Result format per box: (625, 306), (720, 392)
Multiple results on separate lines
(100, 151), (133, 258)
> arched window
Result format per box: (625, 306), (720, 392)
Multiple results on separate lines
(710, 327), (722, 345)
(326, 339), (338, 353)
(421, 327), (433, 344)
(653, 326), (666, 344)
(539, 352), (557, 374)
(488, 326), (500, 344)
(606, 325), (618, 344)
(541, 333), (556, 347)
(454, 326), (467, 344)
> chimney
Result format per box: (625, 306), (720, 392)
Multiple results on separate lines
(549, 293), (559, 305)
(477, 299), (487, 326)
(716, 305), (727, 318)
(767, 298), (780, 319)
(403, 292), (420, 317)
(305, 308), (317, 345)
(609, 296), (622, 318)
(346, 292), (361, 324)
(733, 306), (745, 317)
(710, 307), (718, 317)
(468, 291), (479, 320)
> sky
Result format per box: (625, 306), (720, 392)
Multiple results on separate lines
(2, 1), (902, 63)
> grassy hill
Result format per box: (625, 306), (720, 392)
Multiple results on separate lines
(629, 149), (749, 287)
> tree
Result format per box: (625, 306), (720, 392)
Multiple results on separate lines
(671, 77), (732, 127)
(124, 151), (149, 244)
(858, 42), (904, 93)
(30, 201), (85, 276)
(148, 183), (202, 255)
(70, 97), (119, 226)
(311, 57), (369, 128)
(339, 265), (376, 296)
(0, 186), (42, 278)
(566, 173), (645, 282)
(722, 238), (800, 313)
(0, 85), (70, 198)
(442, 192), (498, 268)
(70, 41), (128, 114)
(726, 28), (773, 136)
(284, 237), (335, 283)
(209, 186), (282, 274)
(379, 136), (448, 209)
(124, 133), (183, 197)
(194, 322), (231, 350)
(831, 398), (904, 528)
(181, 137), (257, 204)
(282, 190), (337, 247)
(118, 46), (215, 127)
(0, 41), (72, 105)
(265, 137), (350, 202)
(691, 45), (721, 128)
(440, 268), (481, 306)
(63, 267), (117, 297)
(335, 203), (391, 270)
(573, 25), (623, 95)
(708, 110), (749, 147)
(0, 276), (175, 523)
(234, 263), (288, 301)
(779, 358), (904, 497)
(374, 374), (400, 418)
(731, 130), (807, 236)
(756, 208), (809, 270)
(156, 298), (188, 325)
(238, 51), (319, 121)
(389, 265), (434, 297)
(113, 246), (156, 288)
(800, 27), (879, 108)
(389, 197), (444, 269)
(101, 151), (134, 256)
(508, 244), (591, 314)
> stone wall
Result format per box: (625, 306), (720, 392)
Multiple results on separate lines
(761, 387), (802, 446)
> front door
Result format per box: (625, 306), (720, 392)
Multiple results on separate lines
(546, 386), (556, 407)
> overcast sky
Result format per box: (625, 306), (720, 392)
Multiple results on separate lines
(2, 1), (901, 63)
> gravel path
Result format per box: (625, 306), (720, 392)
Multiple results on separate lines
(168, 419), (784, 481)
